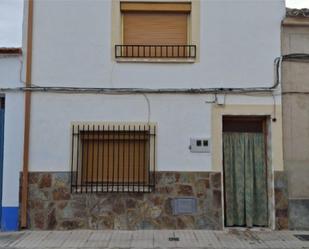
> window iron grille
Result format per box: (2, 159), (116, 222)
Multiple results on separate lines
(71, 123), (156, 193)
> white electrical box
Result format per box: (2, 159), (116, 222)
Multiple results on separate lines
(189, 138), (211, 153)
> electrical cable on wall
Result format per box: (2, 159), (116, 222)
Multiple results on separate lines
(18, 54), (25, 84)
(272, 93), (277, 122)
(4, 53), (306, 127)
(3, 53), (309, 96)
(142, 93), (151, 123)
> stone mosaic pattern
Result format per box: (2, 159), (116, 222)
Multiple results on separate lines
(25, 171), (222, 230)
(274, 171), (289, 230)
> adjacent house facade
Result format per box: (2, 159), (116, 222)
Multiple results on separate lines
(0, 48), (23, 231)
(282, 9), (309, 230)
(0, 0), (289, 231)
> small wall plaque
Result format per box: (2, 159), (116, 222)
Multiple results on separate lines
(172, 197), (197, 215)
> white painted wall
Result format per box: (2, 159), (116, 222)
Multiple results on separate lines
(0, 56), (24, 207)
(29, 93), (279, 172)
(20, 0), (285, 173)
(30, 94), (213, 172)
(0, 56), (23, 88)
(29, 0), (285, 88)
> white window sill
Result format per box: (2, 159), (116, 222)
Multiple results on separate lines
(115, 58), (196, 63)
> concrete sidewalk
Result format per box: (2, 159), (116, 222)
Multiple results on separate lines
(0, 230), (308, 249)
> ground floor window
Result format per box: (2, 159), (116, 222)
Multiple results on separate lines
(71, 123), (156, 193)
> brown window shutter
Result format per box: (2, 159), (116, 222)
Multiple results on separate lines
(81, 131), (149, 184)
(123, 12), (188, 45)
(120, 2), (191, 13)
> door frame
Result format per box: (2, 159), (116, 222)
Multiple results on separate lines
(221, 115), (273, 229)
(211, 104), (284, 230)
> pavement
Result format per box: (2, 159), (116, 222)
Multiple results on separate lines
(0, 229), (308, 249)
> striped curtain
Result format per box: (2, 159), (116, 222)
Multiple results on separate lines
(223, 132), (268, 227)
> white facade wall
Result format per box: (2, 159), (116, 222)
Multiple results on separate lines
(24, 0), (285, 173)
(30, 0), (284, 89)
(0, 56), (24, 208)
(29, 93), (280, 172)
(0, 0), (286, 230)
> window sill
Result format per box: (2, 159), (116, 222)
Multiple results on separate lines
(115, 58), (196, 63)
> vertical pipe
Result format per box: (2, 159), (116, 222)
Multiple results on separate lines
(21, 0), (34, 228)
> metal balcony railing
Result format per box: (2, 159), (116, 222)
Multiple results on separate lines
(115, 45), (196, 59)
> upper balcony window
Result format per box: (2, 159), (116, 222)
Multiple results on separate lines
(115, 2), (196, 60)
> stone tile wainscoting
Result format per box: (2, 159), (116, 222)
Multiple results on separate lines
(24, 172), (223, 230)
(289, 199), (309, 230)
(274, 171), (289, 230)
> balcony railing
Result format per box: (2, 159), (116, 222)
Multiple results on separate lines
(115, 45), (196, 59)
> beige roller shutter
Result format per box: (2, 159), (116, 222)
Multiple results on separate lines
(123, 12), (188, 45)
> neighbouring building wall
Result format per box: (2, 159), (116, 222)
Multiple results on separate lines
(0, 54), (24, 231)
(282, 14), (309, 230)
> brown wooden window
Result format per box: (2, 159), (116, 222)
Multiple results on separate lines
(71, 123), (156, 193)
(115, 2), (196, 58)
